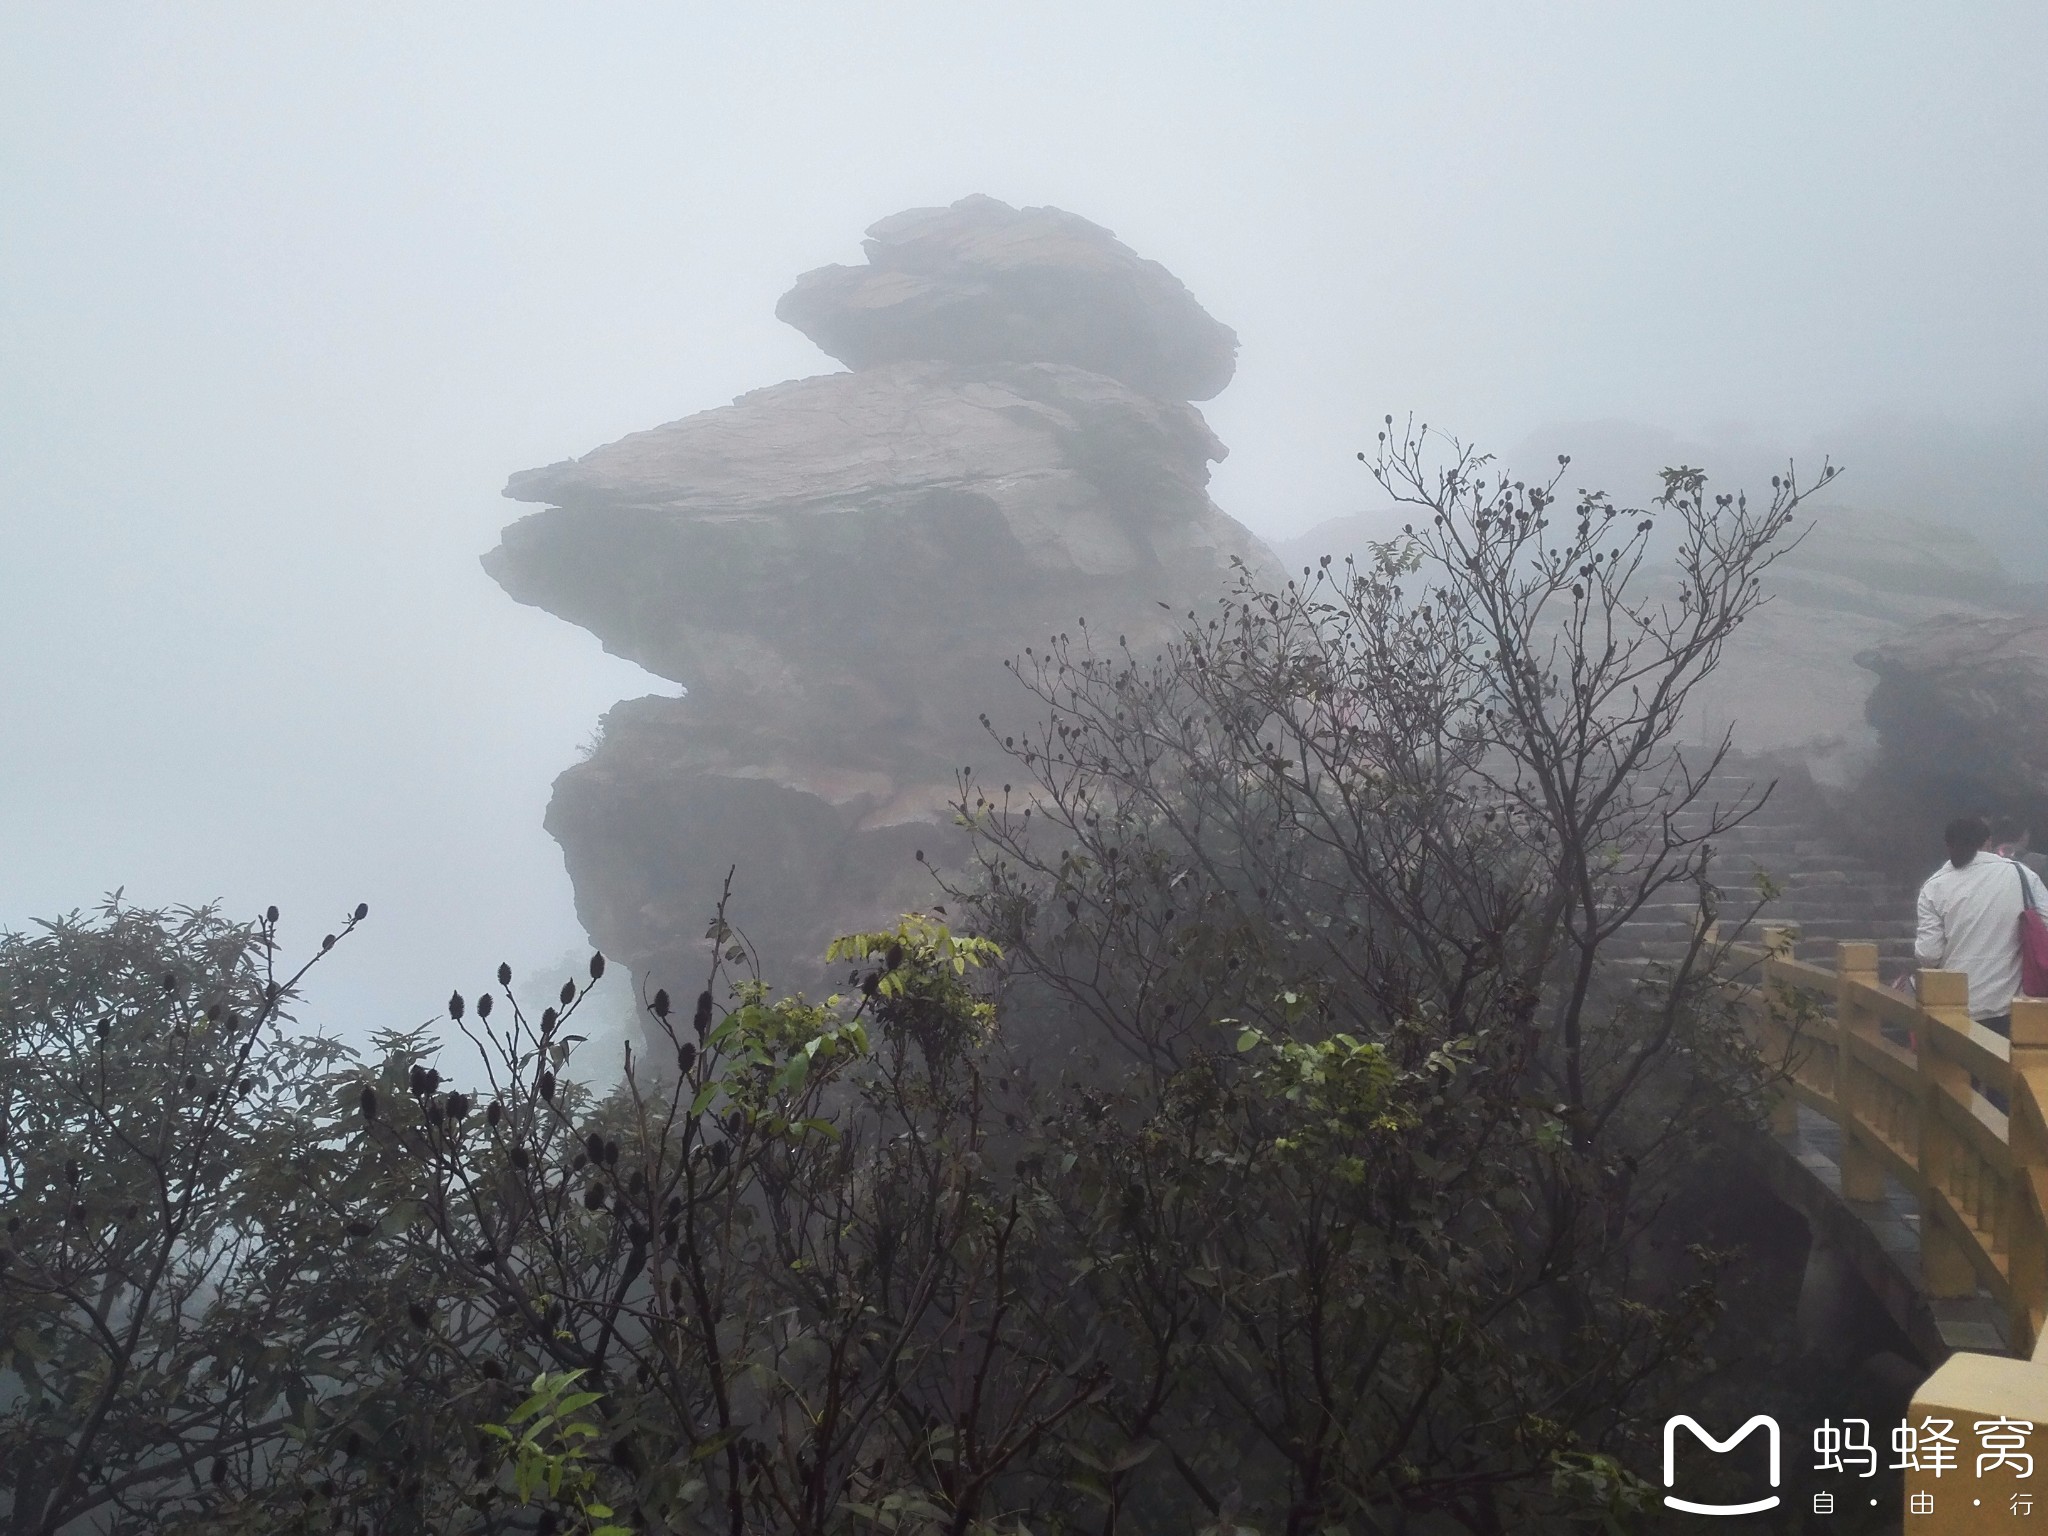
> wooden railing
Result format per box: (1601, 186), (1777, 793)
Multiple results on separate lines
(1726, 929), (2048, 1532)
(1726, 927), (2048, 1355)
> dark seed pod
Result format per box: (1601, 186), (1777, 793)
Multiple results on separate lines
(423, 1068), (441, 1096)
(497, 962), (512, 987)
(539, 1071), (554, 1102)
(669, 1277), (683, 1305)
(693, 990), (713, 1037)
(559, 980), (575, 1007)
(446, 1093), (468, 1122)
(344, 1432), (363, 1458)
(584, 1184), (607, 1211)
(476, 994), (492, 1019)
(543, 1300), (562, 1328)
(628, 1169), (646, 1198)
(472, 1246), (495, 1267)
(710, 1142), (730, 1170)
(885, 941), (904, 972)
(602, 1139), (619, 1167)
(666, 1195), (683, 1219)
(652, 988), (670, 1018)
(407, 1302), (429, 1330)
(265, 904), (280, 924)
(480, 1358), (505, 1379)
(509, 1146), (528, 1170)
(354, 901), (369, 921)
(447, 991), (464, 1021)
(584, 1133), (605, 1164)
(677, 1041), (697, 1075)
(163, 972), (178, 992)
(322, 933), (337, 951)
(409, 1064), (428, 1097)
(211, 1458), (227, 1486)
(572, 1150), (589, 1170)
(64, 1160), (78, 1185)
(628, 1220), (648, 1247)
(589, 952), (605, 981)
(541, 1006), (557, 1030)
(346, 1220), (375, 1238)
(486, 1100), (502, 1128)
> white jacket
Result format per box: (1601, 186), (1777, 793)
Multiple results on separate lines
(1916, 854), (2048, 1021)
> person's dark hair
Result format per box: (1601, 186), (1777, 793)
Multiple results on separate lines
(1945, 814), (1991, 867)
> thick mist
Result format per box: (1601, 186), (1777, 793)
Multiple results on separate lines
(4, 4), (2046, 1043)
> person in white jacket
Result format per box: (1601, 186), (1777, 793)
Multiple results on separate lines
(1916, 813), (2048, 1039)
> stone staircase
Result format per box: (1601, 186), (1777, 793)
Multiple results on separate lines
(1608, 764), (1923, 977)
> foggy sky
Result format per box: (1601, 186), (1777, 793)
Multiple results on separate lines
(5, 4), (2045, 1043)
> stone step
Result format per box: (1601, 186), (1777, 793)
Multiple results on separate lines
(1612, 779), (1935, 976)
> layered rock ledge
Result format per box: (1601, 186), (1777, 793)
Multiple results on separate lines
(486, 198), (1271, 1023)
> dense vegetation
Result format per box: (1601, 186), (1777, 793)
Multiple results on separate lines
(1, 434), (1840, 1534)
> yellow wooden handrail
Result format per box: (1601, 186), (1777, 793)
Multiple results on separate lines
(1723, 926), (2048, 1355)
(1718, 929), (2048, 1531)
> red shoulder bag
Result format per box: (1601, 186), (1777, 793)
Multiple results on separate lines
(2017, 860), (2048, 998)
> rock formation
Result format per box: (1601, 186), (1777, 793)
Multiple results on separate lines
(1855, 616), (2048, 845)
(485, 197), (1271, 1026)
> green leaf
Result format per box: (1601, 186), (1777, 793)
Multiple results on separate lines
(1110, 1440), (1159, 1472)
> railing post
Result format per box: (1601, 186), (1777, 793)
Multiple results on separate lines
(2004, 997), (2048, 1353)
(1761, 926), (1800, 1133)
(1837, 943), (1885, 1202)
(1918, 969), (1980, 1298)
(1906, 1345), (2048, 1531)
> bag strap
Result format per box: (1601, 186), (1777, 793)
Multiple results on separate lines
(2017, 858), (2039, 914)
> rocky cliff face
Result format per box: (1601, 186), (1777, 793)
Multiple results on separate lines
(1854, 615), (2048, 854)
(486, 197), (1271, 1024)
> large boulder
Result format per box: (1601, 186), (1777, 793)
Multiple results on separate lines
(485, 359), (1261, 783)
(774, 195), (1239, 402)
(1856, 616), (2048, 832)
(486, 200), (1270, 1025)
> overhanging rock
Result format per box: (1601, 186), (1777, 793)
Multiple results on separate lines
(485, 197), (1273, 1038)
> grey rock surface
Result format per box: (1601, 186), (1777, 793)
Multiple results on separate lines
(1857, 614), (2048, 817)
(487, 201), (1271, 1022)
(774, 195), (1239, 402)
